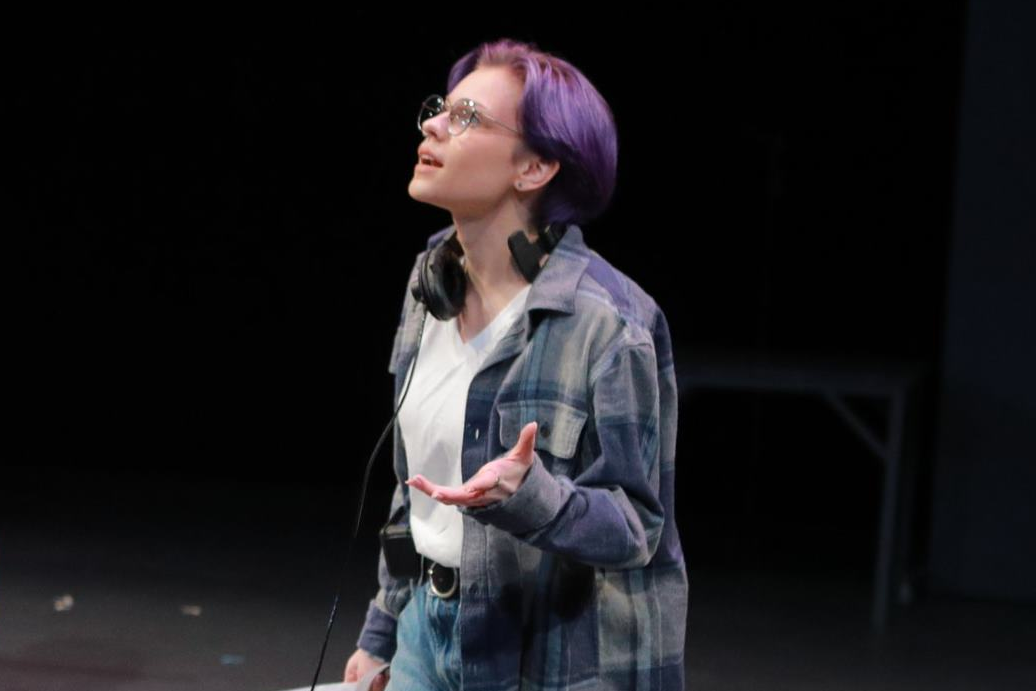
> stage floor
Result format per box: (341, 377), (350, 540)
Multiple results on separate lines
(1, 481), (1033, 691)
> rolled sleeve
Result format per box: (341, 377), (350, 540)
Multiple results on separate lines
(356, 599), (399, 663)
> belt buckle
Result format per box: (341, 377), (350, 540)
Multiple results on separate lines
(427, 562), (458, 599)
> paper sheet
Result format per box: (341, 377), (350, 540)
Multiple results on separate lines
(279, 662), (390, 691)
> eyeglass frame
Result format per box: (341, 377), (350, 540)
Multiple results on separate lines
(417, 94), (522, 137)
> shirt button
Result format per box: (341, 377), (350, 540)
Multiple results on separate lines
(473, 427), (480, 440)
(540, 421), (551, 438)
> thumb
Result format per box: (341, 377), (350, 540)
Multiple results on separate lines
(513, 421), (538, 462)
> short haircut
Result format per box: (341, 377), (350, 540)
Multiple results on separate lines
(447, 38), (619, 231)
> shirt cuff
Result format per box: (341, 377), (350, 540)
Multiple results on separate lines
(459, 452), (571, 535)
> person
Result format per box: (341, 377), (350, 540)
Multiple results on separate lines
(344, 38), (687, 691)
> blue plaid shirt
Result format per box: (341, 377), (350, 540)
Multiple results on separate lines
(358, 223), (687, 690)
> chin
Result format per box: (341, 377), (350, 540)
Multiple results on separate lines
(408, 186), (449, 213)
(407, 179), (428, 201)
(407, 183), (432, 204)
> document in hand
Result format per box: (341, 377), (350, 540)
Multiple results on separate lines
(279, 661), (390, 691)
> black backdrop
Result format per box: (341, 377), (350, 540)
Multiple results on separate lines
(8, 6), (969, 577)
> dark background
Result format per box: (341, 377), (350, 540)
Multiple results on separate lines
(4, 4), (1035, 689)
(8, 7), (962, 568)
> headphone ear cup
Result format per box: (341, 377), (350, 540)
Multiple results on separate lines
(411, 234), (467, 321)
(437, 247), (467, 318)
(507, 231), (546, 283)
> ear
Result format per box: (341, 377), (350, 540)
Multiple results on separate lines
(515, 154), (561, 193)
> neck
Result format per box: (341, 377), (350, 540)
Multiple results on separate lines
(452, 210), (540, 314)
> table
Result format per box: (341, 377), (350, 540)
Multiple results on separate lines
(674, 347), (932, 630)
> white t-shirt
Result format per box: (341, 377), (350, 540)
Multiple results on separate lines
(397, 284), (532, 567)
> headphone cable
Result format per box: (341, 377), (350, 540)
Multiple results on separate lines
(307, 308), (428, 691)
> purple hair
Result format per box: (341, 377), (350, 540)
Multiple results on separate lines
(446, 38), (618, 231)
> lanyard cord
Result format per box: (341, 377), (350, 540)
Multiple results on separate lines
(307, 307), (429, 691)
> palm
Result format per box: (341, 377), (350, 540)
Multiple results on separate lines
(407, 422), (538, 506)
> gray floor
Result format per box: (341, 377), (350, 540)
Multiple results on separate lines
(1, 487), (1034, 691)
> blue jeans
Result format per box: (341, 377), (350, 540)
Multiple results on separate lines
(385, 577), (462, 691)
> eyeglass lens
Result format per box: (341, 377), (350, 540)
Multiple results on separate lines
(418, 96), (474, 135)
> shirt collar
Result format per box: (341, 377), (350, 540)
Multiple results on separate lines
(524, 223), (591, 316)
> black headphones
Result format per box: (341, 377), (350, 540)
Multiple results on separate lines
(410, 223), (568, 321)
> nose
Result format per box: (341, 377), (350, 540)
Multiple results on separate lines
(421, 109), (450, 138)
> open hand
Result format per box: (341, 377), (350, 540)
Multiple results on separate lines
(407, 422), (538, 508)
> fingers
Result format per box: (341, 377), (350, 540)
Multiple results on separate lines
(406, 475), (447, 501)
(372, 670), (389, 691)
(407, 472), (503, 507)
(406, 475), (470, 504)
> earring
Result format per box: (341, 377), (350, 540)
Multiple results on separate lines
(516, 182), (523, 189)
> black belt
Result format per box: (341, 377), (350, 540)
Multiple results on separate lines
(418, 554), (459, 599)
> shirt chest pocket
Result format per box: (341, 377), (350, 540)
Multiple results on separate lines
(497, 399), (589, 463)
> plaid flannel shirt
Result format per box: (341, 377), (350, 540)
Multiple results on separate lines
(358, 223), (687, 690)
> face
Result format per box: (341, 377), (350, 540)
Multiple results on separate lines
(408, 66), (533, 219)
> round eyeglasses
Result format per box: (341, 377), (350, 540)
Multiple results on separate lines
(417, 94), (522, 137)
